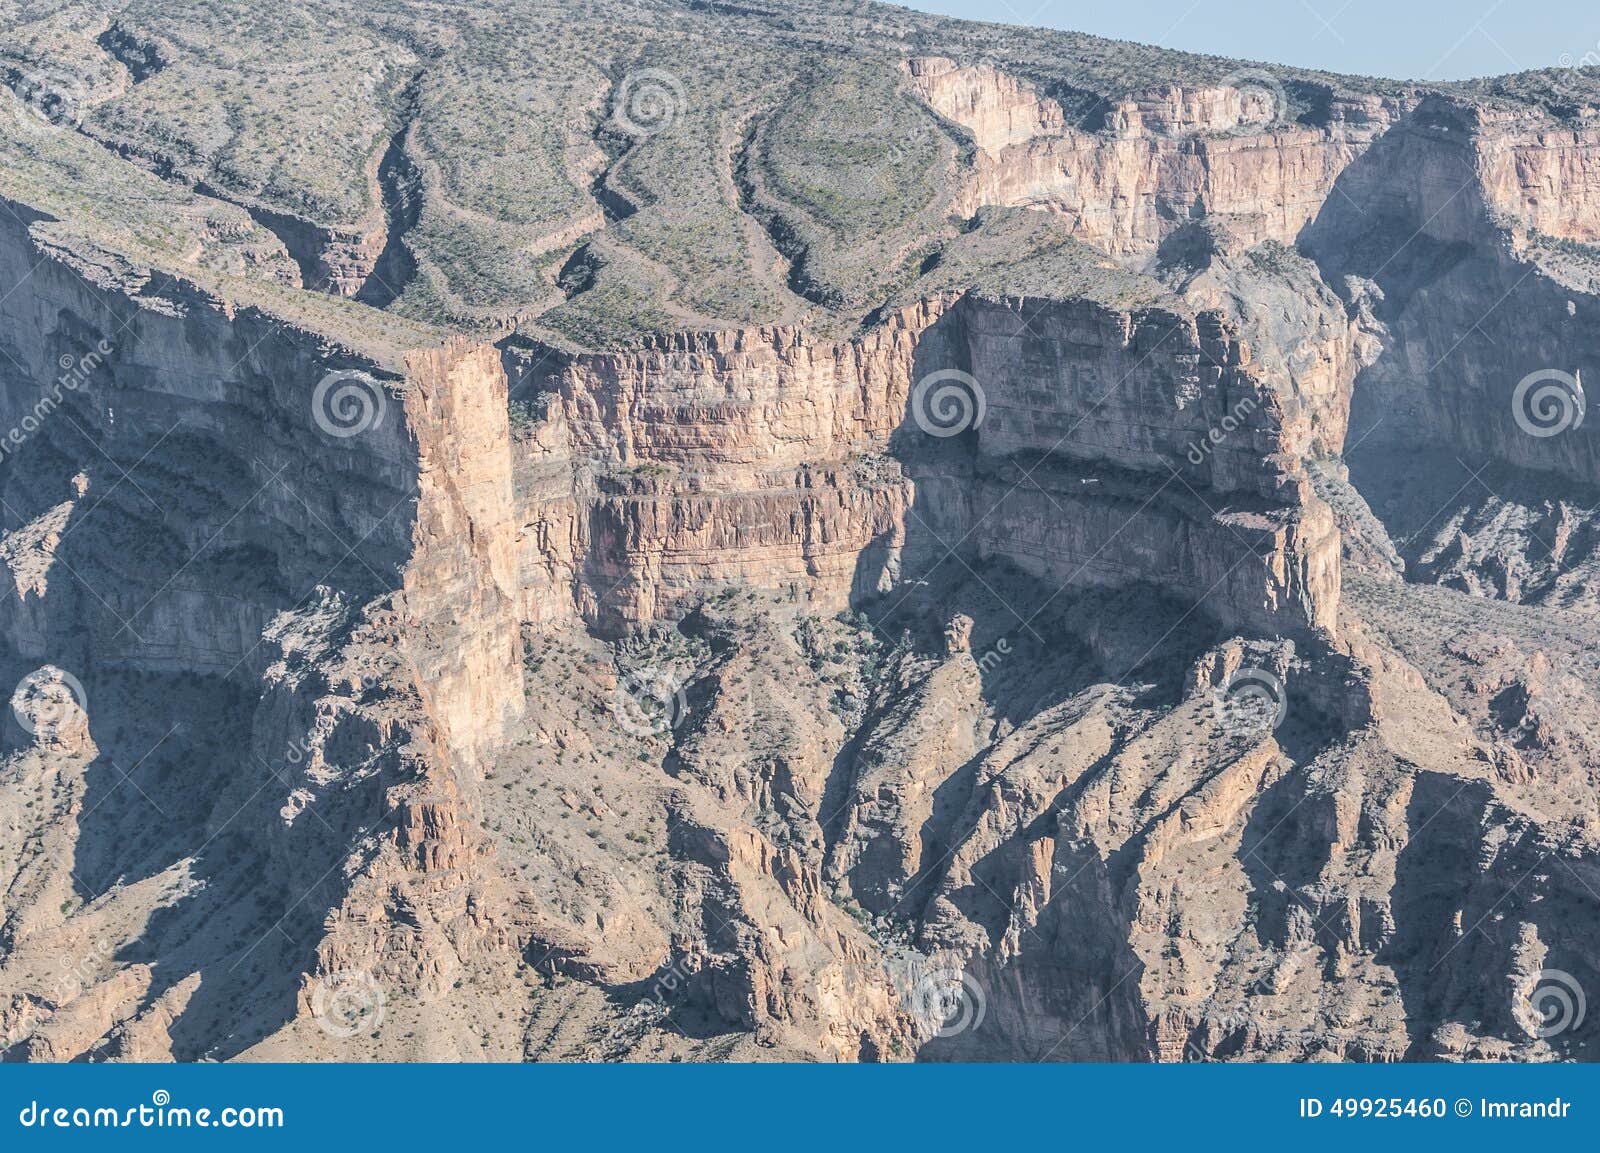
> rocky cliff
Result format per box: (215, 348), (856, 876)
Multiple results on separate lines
(906, 56), (1403, 261)
(508, 286), (1340, 639)
(3, 0), (1600, 1064)
(0, 195), (531, 1057)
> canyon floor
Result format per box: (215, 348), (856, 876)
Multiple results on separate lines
(1, 0), (1600, 1062)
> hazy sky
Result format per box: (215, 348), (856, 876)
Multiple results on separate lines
(894, 0), (1600, 80)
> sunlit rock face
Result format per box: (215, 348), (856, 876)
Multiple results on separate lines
(3, 0), (1600, 1064)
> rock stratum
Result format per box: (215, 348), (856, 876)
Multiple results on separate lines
(1, 0), (1599, 1062)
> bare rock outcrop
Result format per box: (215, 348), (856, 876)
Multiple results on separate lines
(4, 0), (1600, 1067)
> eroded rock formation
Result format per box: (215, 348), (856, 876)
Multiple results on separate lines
(2, 0), (1600, 1064)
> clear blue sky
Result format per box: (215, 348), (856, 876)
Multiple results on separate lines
(893, 0), (1600, 80)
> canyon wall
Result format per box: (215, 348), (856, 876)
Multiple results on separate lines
(911, 59), (1600, 502)
(1476, 108), (1600, 245)
(1301, 97), (1600, 489)
(510, 289), (1341, 639)
(905, 56), (1402, 263)
(7, 10), (1600, 1062)
(0, 204), (525, 1055)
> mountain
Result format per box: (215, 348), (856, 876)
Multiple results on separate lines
(1, 0), (1599, 1061)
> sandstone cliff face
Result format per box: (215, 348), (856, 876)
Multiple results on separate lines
(0, 227), (404, 675)
(506, 306), (938, 632)
(399, 339), (523, 767)
(510, 289), (1340, 640)
(1301, 95), (1600, 500)
(911, 61), (1600, 614)
(1476, 107), (1600, 245)
(907, 57), (1403, 263)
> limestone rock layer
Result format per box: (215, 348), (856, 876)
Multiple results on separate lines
(2, 0), (1600, 1063)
